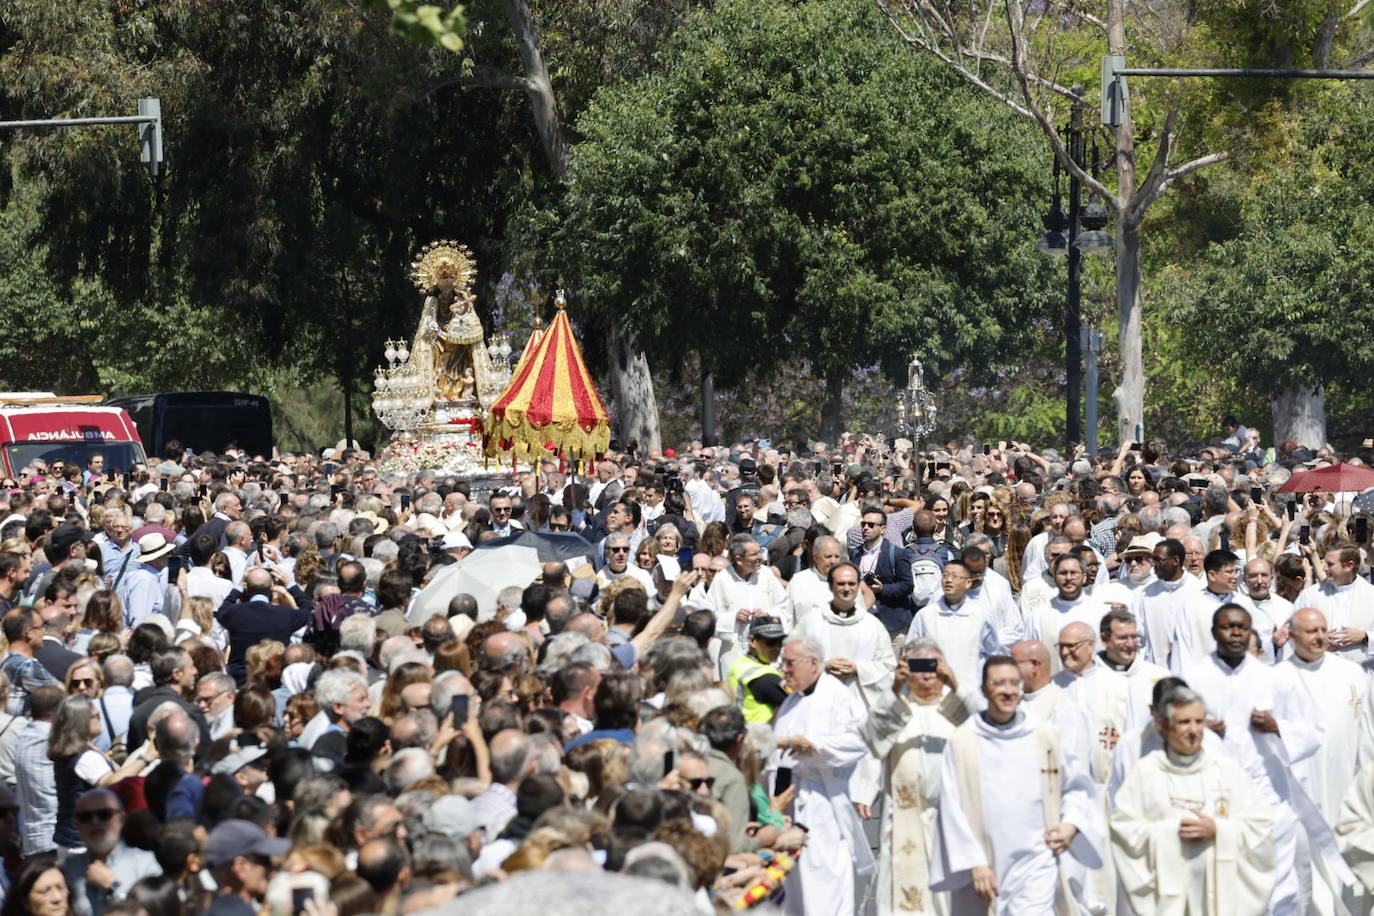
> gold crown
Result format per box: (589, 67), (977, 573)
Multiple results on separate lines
(410, 241), (476, 292)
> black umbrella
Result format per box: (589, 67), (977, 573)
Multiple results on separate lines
(475, 528), (596, 563)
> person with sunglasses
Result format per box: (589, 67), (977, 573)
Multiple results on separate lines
(59, 788), (161, 916)
(594, 534), (653, 593)
(675, 750), (715, 798)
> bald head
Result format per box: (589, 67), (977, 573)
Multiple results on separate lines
(154, 709), (198, 762)
(244, 567), (273, 598)
(1164, 523), (1192, 542)
(482, 632), (528, 673)
(1057, 621), (1096, 676)
(489, 728), (533, 786)
(399, 682), (431, 712)
(1011, 640), (1052, 692)
(1060, 621), (1093, 643)
(1012, 639), (1051, 666)
(565, 613), (606, 641)
(542, 561), (568, 588)
(1289, 607), (1329, 662)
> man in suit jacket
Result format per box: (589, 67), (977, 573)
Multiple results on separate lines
(850, 507), (915, 639)
(190, 491), (244, 550)
(216, 567), (314, 686)
(589, 461), (625, 512)
(36, 580), (83, 682)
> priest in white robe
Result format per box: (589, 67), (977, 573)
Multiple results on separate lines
(863, 637), (976, 916)
(1271, 607), (1366, 914)
(786, 535), (845, 630)
(1111, 685), (1276, 915)
(1054, 617), (1148, 915)
(1273, 608), (1362, 821)
(1014, 639), (1091, 767)
(1130, 538), (1200, 670)
(905, 560), (997, 689)
(929, 655), (1103, 915)
(1097, 608), (1170, 732)
(1244, 557), (1294, 659)
(1108, 674), (1223, 803)
(1090, 534), (1158, 610)
(1294, 544), (1374, 669)
(1337, 763), (1374, 905)
(771, 635), (875, 916)
(1022, 554), (1106, 675)
(709, 533), (792, 668)
(961, 537), (1021, 652)
(1017, 537), (1074, 643)
(793, 560), (896, 812)
(1172, 548), (1260, 675)
(1184, 604), (1322, 915)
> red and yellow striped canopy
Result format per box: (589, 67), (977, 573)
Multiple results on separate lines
(485, 306), (610, 461)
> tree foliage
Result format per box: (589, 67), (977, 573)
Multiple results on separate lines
(0, 0), (539, 402)
(533, 0), (1058, 401)
(366, 0), (466, 52)
(1155, 85), (1374, 397)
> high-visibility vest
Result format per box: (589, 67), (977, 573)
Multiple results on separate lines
(728, 654), (782, 723)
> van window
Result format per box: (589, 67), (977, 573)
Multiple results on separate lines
(5, 442), (147, 475)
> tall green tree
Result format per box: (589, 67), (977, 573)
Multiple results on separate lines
(1155, 85), (1374, 446)
(0, 0), (538, 437)
(533, 0), (1058, 437)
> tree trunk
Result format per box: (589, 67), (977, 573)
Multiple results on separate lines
(1272, 385), (1327, 450)
(819, 374), (844, 443)
(1105, 0), (1144, 445)
(609, 322), (662, 454)
(501, 0), (569, 176)
(1113, 217), (1144, 444)
(701, 367), (717, 446)
(497, 0), (662, 452)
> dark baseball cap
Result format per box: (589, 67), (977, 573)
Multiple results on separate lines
(749, 616), (785, 639)
(204, 818), (291, 866)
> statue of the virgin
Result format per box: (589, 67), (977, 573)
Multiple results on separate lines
(406, 242), (505, 409)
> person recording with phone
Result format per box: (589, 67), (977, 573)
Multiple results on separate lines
(861, 639), (969, 916)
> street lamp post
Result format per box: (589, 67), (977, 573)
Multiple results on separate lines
(1035, 86), (1113, 452)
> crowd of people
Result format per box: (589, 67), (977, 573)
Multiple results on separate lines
(0, 419), (1372, 915)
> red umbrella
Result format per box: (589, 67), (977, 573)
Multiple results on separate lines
(1277, 462), (1374, 493)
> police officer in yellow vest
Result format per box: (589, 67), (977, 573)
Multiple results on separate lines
(727, 616), (788, 723)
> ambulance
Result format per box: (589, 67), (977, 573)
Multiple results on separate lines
(0, 393), (147, 478)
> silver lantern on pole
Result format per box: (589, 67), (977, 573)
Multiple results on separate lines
(896, 354), (937, 442)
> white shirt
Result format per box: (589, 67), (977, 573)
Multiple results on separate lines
(186, 566), (235, 607)
(686, 479), (725, 525)
(223, 545), (250, 586)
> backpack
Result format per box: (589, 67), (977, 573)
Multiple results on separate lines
(309, 593), (370, 657)
(0, 654), (41, 716)
(909, 543), (945, 609)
